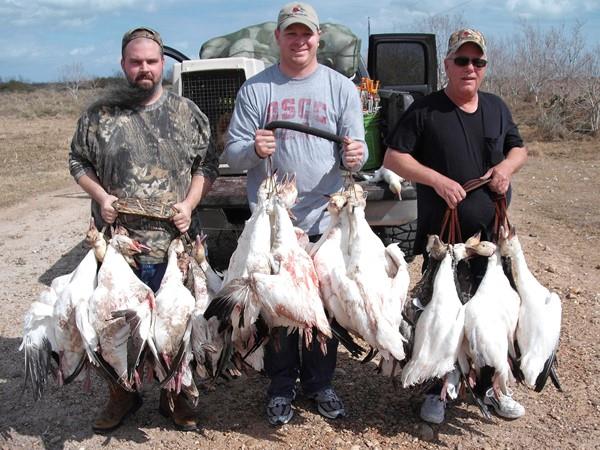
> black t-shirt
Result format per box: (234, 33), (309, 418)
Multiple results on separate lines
(386, 90), (523, 254)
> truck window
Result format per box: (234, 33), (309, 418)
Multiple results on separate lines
(375, 42), (427, 86)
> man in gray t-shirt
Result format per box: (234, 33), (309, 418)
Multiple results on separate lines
(224, 2), (366, 425)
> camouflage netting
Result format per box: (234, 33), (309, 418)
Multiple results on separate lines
(200, 22), (361, 78)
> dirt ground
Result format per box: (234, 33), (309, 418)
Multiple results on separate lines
(0, 111), (599, 449)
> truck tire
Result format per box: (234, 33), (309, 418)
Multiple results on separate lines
(372, 220), (417, 262)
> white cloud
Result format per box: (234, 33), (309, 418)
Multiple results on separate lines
(69, 45), (95, 56)
(0, 41), (44, 59)
(59, 16), (94, 27)
(33, 0), (138, 12)
(506, 0), (598, 17)
(0, 0), (173, 26)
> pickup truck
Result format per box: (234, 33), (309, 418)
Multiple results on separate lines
(165, 26), (437, 269)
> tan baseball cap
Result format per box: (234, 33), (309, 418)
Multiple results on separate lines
(122, 26), (164, 55)
(277, 2), (320, 32)
(447, 28), (487, 57)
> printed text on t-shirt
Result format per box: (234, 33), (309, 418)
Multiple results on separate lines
(267, 98), (328, 125)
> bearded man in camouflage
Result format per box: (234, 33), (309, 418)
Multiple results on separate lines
(68, 27), (218, 433)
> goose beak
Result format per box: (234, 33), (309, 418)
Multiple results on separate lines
(130, 240), (151, 254)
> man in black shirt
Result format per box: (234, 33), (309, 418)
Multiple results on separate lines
(384, 29), (528, 424)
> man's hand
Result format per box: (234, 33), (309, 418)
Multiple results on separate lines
(173, 201), (192, 233)
(254, 129), (276, 159)
(482, 164), (511, 194)
(482, 146), (527, 194)
(342, 137), (364, 172)
(100, 194), (119, 224)
(433, 176), (466, 209)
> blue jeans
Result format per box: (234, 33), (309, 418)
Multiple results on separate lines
(134, 262), (167, 293)
(264, 327), (338, 398)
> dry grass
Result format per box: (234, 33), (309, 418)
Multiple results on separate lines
(0, 116), (75, 208)
(0, 89), (98, 208)
(0, 88), (95, 119)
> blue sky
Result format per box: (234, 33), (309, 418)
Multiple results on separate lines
(1, 0), (599, 83)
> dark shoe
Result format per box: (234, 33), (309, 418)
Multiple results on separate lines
(266, 396), (294, 425)
(307, 388), (346, 419)
(159, 390), (199, 431)
(92, 383), (142, 433)
(420, 394), (446, 424)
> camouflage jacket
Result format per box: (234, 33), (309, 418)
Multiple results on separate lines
(69, 90), (219, 263)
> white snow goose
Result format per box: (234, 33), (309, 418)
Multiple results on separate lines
(203, 174), (277, 373)
(499, 225), (562, 391)
(250, 176), (332, 352)
(333, 184), (407, 364)
(80, 233), (155, 391)
(463, 239), (521, 399)
(151, 238), (197, 399)
(21, 219), (107, 399)
(401, 236), (468, 388)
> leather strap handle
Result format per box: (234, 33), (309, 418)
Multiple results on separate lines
(264, 121), (344, 144)
(439, 176), (492, 244)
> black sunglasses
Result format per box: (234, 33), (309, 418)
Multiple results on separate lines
(453, 56), (488, 68)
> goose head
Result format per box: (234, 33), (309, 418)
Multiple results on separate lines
(257, 172), (278, 203)
(452, 232), (492, 261)
(498, 225), (521, 257)
(381, 167), (404, 200)
(325, 192), (347, 216)
(109, 234), (150, 257)
(426, 234), (448, 260)
(465, 239), (497, 258)
(276, 173), (298, 209)
(346, 183), (367, 210)
(191, 233), (209, 266)
(465, 231), (482, 248)
(452, 243), (469, 262)
(84, 218), (108, 262)
(167, 237), (186, 256)
(177, 251), (191, 278)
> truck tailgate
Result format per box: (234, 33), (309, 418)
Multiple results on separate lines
(198, 175), (417, 228)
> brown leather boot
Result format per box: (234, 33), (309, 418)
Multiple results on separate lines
(159, 390), (199, 431)
(92, 381), (143, 433)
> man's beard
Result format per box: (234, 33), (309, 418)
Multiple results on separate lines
(89, 74), (162, 110)
(129, 71), (161, 93)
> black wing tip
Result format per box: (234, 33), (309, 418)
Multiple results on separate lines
(22, 337), (54, 401)
(361, 347), (378, 364)
(94, 352), (135, 392)
(535, 352), (563, 393)
(330, 320), (365, 358)
(204, 295), (235, 321)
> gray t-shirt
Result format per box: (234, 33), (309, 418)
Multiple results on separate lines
(224, 64), (366, 235)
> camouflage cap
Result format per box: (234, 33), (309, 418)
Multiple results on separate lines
(447, 28), (487, 57)
(122, 26), (164, 54)
(277, 2), (320, 32)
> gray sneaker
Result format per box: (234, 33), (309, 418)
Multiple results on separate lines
(308, 388), (346, 419)
(484, 388), (525, 419)
(266, 396), (294, 426)
(420, 394), (446, 424)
